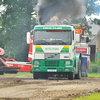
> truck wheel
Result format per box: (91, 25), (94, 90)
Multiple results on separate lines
(5, 71), (18, 74)
(75, 58), (82, 79)
(0, 71), (4, 75)
(81, 66), (88, 77)
(13, 71), (18, 74)
(68, 72), (75, 80)
(86, 67), (88, 77)
(40, 72), (48, 79)
(33, 72), (39, 79)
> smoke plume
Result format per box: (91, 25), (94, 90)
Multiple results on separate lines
(37, 0), (85, 25)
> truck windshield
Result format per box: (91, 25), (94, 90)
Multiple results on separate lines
(33, 30), (73, 45)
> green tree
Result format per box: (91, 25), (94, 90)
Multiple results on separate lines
(0, 0), (38, 61)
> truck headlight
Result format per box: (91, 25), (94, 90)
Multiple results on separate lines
(34, 65), (39, 67)
(34, 61), (39, 64)
(65, 61), (70, 64)
(34, 61), (39, 67)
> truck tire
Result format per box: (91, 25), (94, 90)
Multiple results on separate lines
(75, 58), (82, 79)
(85, 60), (89, 77)
(33, 72), (39, 79)
(0, 71), (4, 75)
(81, 65), (88, 77)
(68, 72), (75, 80)
(86, 67), (88, 77)
(40, 72), (48, 79)
(12, 71), (18, 74)
(5, 71), (18, 74)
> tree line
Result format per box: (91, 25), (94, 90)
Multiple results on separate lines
(0, 0), (38, 61)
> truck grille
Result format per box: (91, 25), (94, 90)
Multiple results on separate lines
(44, 53), (60, 59)
(44, 61), (60, 67)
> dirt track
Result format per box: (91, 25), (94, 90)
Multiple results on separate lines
(0, 75), (100, 100)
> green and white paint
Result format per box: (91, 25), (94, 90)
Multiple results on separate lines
(32, 25), (79, 74)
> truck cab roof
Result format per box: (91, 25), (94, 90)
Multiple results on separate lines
(34, 25), (74, 31)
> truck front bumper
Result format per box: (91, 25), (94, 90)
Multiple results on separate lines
(32, 66), (74, 72)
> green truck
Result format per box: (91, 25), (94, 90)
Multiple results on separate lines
(27, 25), (90, 80)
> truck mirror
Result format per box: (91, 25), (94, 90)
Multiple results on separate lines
(26, 32), (30, 44)
(75, 34), (80, 42)
(86, 37), (89, 43)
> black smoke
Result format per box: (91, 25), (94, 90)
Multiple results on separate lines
(37, 0), (85, 25)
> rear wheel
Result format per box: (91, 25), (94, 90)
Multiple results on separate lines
(5, 71), (18, 74)
(0, 56), (5, 75)
(68, 72), (75, 80)
(81, 65), (88, 77)
(85, 60), (89, 77)
(85, 67), (88, 77)
(0, 71), (4, 75)
(12, 71), (18, 74)
(75, 58), (82, 79)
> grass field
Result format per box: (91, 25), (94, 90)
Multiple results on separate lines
(73, 92), (100, 100)
(4, 72), (33, 75)
(4, 72), (100, 77)
(88, 73), (100, 77)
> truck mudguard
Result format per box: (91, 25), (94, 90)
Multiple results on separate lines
(75, 53), (81, 72)
(75, 53), (81, 62)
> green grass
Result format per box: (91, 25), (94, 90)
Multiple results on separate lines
(88, 73), (100, 77)
(73, 92), (100, 100)
(4, 72), (33, 75)
(73, 73), (100, 100)
(91, 60), (100, 66)
(4, 72), (100, 77)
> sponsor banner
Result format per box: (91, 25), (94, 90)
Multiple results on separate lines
(76, 47), (88, 54)
(75, 28), (84, 35)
